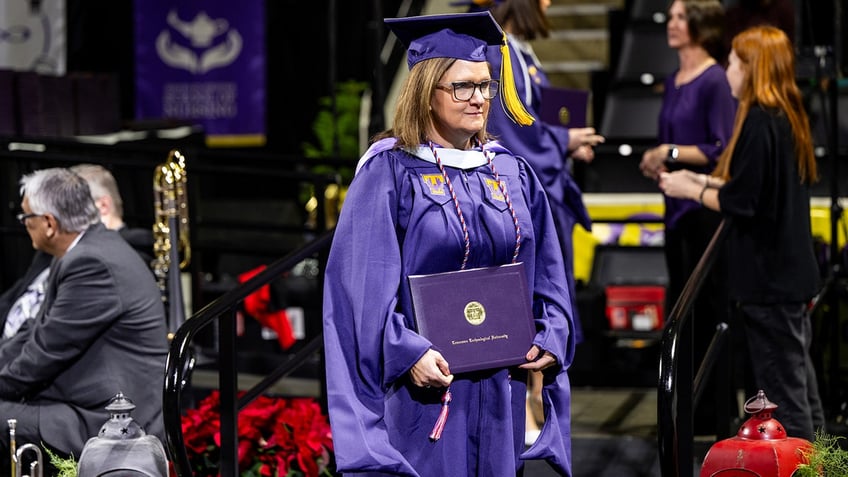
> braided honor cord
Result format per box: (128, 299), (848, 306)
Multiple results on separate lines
(428, 140), (521, 269)
(426, 140), (522, 442)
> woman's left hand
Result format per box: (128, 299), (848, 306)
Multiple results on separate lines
(519, 345), (557, 371)
(658, 170), (700, 200)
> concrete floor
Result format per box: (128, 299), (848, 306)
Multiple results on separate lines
(524, 387), (710, 477)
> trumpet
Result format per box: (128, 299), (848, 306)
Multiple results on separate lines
(152, 149), (191, 339)
(7, 419), (43, 477)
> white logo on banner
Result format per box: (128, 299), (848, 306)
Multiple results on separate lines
(156, 10), (242, 74)
(0, 0), (66, 75)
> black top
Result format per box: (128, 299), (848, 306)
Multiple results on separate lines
(718, 105), (820, 304)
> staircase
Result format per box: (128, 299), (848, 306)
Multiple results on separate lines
(531, 0), (625, 91)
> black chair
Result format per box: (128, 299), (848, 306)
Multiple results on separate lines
(804, 82), (848, 152)
(628, 0), (670, 24)
(598, 85), (664, 142)
(612, 23), (676, 87)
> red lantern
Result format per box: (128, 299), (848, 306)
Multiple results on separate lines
(700, 390), (812, 477)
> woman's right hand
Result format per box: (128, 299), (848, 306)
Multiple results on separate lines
(640, 146), (667, 180)
(409, 349), (454, 389)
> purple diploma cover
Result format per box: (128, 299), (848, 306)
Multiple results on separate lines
(408, 263), (536, 374)
(539, 85), (589, 128)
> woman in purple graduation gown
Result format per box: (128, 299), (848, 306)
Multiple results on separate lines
(322, 12), (576, 477)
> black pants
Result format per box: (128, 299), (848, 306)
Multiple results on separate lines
(735, 302), (825, 441)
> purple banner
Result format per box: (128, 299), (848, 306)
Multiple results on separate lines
(134, 1), (265, 146)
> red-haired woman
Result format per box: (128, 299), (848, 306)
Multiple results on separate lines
(659, 26), (823, 441)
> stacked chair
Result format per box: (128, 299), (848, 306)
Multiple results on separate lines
(599, 0), (675, 144)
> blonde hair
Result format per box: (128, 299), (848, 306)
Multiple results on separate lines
(713, 26), (816, 184)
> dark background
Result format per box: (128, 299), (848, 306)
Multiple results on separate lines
(63, 0), (848, 152)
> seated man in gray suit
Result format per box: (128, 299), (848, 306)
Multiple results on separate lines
(0, 163), (154, 338)
(0, 168), (168, 464)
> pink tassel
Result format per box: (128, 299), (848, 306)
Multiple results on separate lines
(428, 388), (452, 441)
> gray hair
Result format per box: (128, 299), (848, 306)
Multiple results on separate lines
(69, 163), (124, 217)
(20, 168), (100, 233)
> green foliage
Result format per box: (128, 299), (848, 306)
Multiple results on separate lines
(299, 80), (365, 217)
(796, 431), (848, 476)
(302, 80), (368, 164)
(45, 447), (77, 477)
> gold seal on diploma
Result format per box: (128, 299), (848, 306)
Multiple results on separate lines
(558, 106), (571, 126)
(464, 301), (486, 325)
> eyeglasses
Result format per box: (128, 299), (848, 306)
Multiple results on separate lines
(16, 212), (42, 225)
(436, 80), (499, 101)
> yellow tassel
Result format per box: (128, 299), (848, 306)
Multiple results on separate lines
(499, 41), (535, 126)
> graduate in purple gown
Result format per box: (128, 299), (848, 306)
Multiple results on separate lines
(322, 12), (576, 477)
(482, 0), (604, 347)
(478, 0), (604, 446)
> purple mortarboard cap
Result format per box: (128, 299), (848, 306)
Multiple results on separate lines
(385, 12), (505, 69)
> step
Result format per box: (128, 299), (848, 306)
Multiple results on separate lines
(543, 67), (600, 90)
(531, 30), (609, 63)
(531, 31), (608, 89)
(534, 2), (624, 90)
(547, 4), (613, 30)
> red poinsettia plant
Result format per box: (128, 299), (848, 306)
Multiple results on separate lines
(181, 390), (335, 476)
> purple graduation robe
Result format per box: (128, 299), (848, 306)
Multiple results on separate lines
(323, 138), (576, 476)
(485, 37), (589, 344)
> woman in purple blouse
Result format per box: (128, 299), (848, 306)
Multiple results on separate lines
(638, 0), (736, 435)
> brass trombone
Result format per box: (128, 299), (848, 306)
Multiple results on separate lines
(152, 149), (191, 339)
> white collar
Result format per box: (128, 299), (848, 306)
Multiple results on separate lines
(355, 138), (503, 175)
(406, 146), (489, 169)
(66, 229), (85, 252)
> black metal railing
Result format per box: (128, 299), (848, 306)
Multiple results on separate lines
(658, 218), (732, 477)
(163, 228), (335, 476)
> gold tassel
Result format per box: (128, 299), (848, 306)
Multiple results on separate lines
(499, 40), (535, 126)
